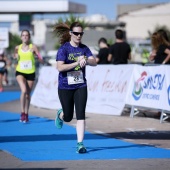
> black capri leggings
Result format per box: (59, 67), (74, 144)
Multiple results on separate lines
(58, 86), (87, 122)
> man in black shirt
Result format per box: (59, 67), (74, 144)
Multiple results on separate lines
(108, 29), (131, 64)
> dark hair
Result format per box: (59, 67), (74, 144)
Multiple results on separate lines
(151, 32), (169, 50)
(70, 22), (83, 31)
(115, 29), (124, 39)
(157, 29), (169, 42)
(98, 37), (107, 45)
(21, 30), (31, 38)
(53, 21), (83, 45)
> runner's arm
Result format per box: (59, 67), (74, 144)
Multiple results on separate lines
(86, 56), (97, 66)
(33, 45), (44, 64)
(57, 61), (80, 72)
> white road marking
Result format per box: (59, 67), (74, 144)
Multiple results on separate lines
(93, 130), (110, 136)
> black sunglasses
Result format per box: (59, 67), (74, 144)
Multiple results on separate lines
(71, 31), (84, 36)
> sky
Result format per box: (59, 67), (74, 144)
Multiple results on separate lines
(34, 0), (170, 20)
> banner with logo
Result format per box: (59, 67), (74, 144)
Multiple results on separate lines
(31, 65), (170, 115)
(126, 65), (168, 110)
(31, 65), (134, 115)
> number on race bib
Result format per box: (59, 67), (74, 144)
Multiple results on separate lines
(20, 61), (32, 70)
(67, 71), (84, 85)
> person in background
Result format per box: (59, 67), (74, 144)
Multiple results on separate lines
(96, 37), (110, 64)
(14, 30), (43, 123)
(54, 21), (97, 153)
(150, 32), (170, 64)
(2, 54), (9, 86)
(149, 29), (170, 62)
(108, 29), (131, 64)
(0, 53), (6, 92)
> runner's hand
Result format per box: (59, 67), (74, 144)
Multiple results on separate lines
(79, 56), (86, 68)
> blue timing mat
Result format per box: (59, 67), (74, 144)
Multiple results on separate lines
(0, 91), (20, 103)
(0, 111), (170, 161)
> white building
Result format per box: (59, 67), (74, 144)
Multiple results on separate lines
(0, 0), (86, 48)
(117, 3), (170, 39)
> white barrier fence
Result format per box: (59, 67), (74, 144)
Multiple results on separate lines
(126, 65), (170, 111)
(31, 65), (170, 119)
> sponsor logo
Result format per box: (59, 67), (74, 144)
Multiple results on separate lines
(132, 71), (147, 100)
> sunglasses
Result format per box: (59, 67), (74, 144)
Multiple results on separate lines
(71, 31), (84, 36)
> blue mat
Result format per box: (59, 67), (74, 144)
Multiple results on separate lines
(0, 111), (170, 161)
(0, 91), (20, 103)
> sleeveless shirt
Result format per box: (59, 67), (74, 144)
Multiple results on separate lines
(16, 44), (35, 74)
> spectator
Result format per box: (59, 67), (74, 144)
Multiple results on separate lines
(108, 29), (131, 64)
(96, 37), (110, 64)
(150, 32), (170, 64)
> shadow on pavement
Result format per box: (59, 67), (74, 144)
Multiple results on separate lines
(106, 131), (170, 140)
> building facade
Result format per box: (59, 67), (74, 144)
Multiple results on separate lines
(117, 3), (170, 39)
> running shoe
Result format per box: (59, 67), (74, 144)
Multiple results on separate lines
(76, 142), (87, 153)
(55, 109), (63, 129)
(19, 112), (25, 122)
(23, 114), (29, 123)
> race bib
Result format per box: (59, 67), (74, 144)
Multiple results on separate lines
(20, 61), (32, 70)
(67, 70), (84, 85)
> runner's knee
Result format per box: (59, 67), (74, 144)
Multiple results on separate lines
(63, 115), (73, 122)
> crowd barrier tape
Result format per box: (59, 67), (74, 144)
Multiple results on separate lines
(30, 65), (170, 116)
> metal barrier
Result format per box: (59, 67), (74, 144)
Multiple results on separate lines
(129, 105), (170, 123)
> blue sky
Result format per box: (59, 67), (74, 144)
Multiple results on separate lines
(34, 0), (170, 20)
